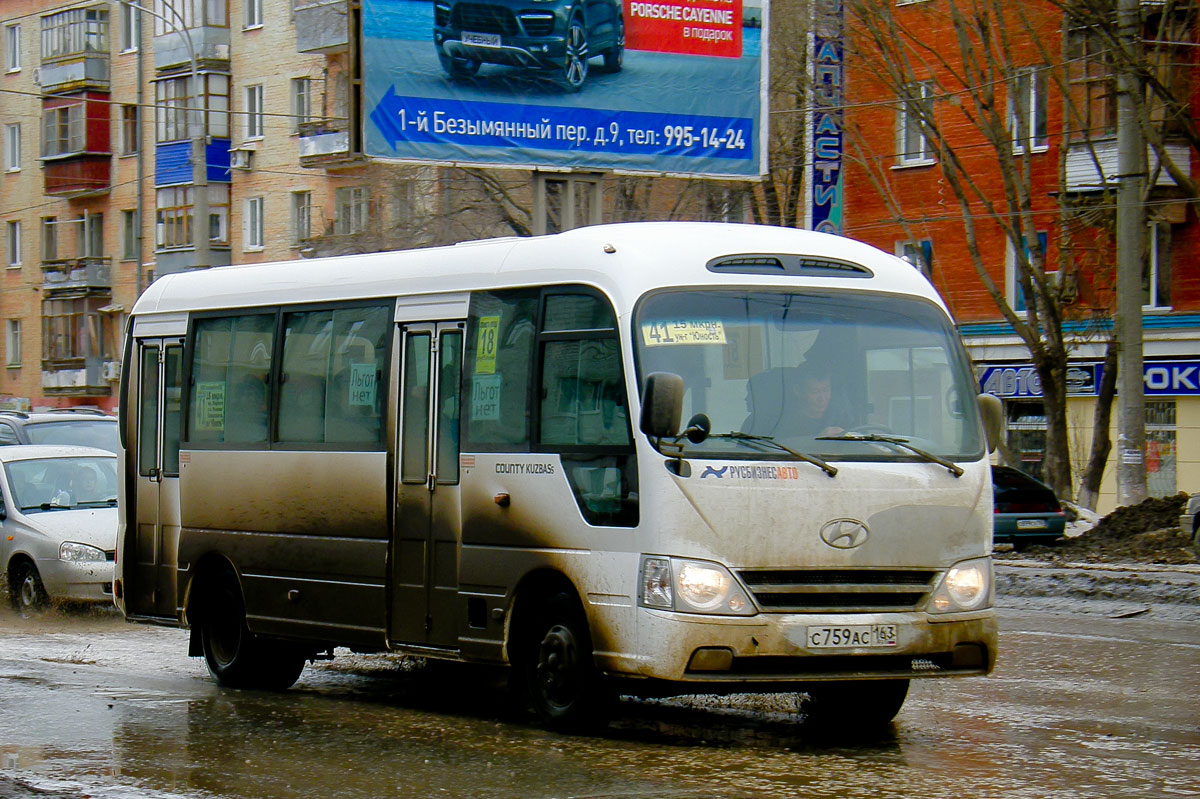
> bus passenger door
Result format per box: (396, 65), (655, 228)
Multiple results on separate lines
(129, 339), (183, 620)
(391, 322), (465, 648)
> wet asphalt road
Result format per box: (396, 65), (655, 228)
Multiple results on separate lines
(0, 600), (1197, 799)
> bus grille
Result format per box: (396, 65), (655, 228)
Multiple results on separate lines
(736, 569), (938, 613)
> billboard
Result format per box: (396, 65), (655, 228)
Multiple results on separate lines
(362, 0), (768, 178)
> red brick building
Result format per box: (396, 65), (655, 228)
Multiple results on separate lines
(837, 0), (1199, 510)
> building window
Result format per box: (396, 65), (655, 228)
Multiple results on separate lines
(155, 185), (230, 249)
(151, 0), (228, 34)
(392, 179), (416, 229)
(898, 239), (933, 280)
(1008, 231), (1048, 312)
(245, 0), (263, 28)
(122, 210), (138, 261)
(6, 320), (20, 366)
(121, 105), (139, 154)
(1010, 67), (1048, 153)
(1066, 28), (1116, 141)
(292, 191), (311, 243)
(5, 24), (20, 72)
(244, 84), (264, 140)
(42, 103), (85, 157)
(42, 217), (57, 260)
(4, 123), (18, 171)
(40, 8), (108, 61)
(1145, 400), (1176, 498)
(119, 2), (140, 52)
(291, 78), (312, 132)
(79, 213), (103, 258)
(244, 197), (264, 250)
(897, 82), (935, 165)
(154, 73), (230, 142)
(334, 187), (369, 235)
(1144, 221), (1172, 309)
(5, 221), (20, 267)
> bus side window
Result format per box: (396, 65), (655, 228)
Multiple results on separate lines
(278, 305), (389, 447)
(189, 315), (274, 445)
(538, 292), (637, 527)
(463, 291), (538, 450)
(538, 294), (627, 447)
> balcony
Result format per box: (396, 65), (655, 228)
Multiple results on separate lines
(41, 257), (112, 292)
(38, 6), (110, 92)
(1064, 137), (1193, 192)
(298, 120), (361, 167)
(41, 357), (113, 397)
(296, 0), (350, 53)
(38, 54), (110, 93)
(154, 27), (230, 71)
(43, 154), (113, 197)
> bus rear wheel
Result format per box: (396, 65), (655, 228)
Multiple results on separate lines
(198, 569), (306, 691)
(800, 679), (910, 729)
(521, 591), (610, 730)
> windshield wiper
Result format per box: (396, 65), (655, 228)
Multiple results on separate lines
(706, 432), (838, 477)
(816, 433), (963, 477)
(76, 498), (118, 507)
(30, 503), (72, 511)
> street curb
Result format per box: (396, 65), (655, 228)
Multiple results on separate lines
(995, 562), (1200, 607)
(997, 558), (1200, 575)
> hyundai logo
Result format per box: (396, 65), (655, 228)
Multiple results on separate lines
(819, 518), (870, 549)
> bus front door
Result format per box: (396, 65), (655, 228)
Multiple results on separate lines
(391, 322), (464, 648)
(129, 339), (183, 620)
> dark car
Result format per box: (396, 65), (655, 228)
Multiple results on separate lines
(992, 465), (1067, 550)
(0, 409), (119, 455)
(433, 0), (624, 90)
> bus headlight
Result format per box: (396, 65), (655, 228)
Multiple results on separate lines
(929, 557), (992, 613)
(639, 556), (756, 616)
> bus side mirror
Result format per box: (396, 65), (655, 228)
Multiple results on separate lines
(977, 393), (1003, 454)
(640, 372), (684, 439)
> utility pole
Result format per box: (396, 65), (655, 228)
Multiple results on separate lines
(1115, 0), (1147, 505)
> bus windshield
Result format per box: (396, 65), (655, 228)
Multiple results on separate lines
(634, 289), (985, 461)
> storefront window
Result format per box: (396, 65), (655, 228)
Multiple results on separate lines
(1145, 400), (1176, 498)
(1005, 401), (1046, 482)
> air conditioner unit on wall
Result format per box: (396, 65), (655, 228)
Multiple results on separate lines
(230, 149), (254, 171)
(102, 361), (121, 382)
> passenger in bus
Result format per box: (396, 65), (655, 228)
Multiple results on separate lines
(279, 374), (326, 443)
(227, 374), (269, 443)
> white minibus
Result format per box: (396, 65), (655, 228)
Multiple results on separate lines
(116, 222), (1000, 729)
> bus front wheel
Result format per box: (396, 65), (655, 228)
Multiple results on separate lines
(197, 569), (305, 691)
(521, 591), (610, 730)
(800, 679), (910, 729)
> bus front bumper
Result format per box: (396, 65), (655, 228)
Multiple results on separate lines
(599, 608), (997, 686)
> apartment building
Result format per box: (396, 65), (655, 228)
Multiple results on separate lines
(839, 0), (1199, 510)
(0, 0), (426, 412)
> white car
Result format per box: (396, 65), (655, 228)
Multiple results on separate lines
(0, 446), (118, 613)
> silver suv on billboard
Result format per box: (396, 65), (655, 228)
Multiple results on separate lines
(433, 0), (624, 90)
